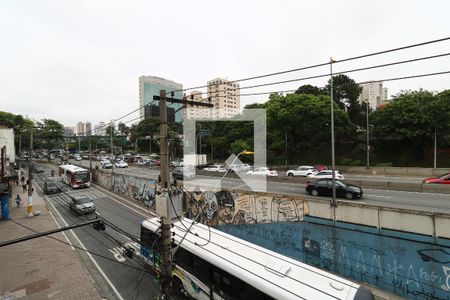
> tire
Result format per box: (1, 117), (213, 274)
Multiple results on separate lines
(172, 276), (185, 296)
(287, 173), (294, 177)
(345, 192), (353, 200)
(311, 189), (319, 196)
(306, 173), (311, 177)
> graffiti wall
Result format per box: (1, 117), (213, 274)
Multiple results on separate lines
(184, 190), (308, 226)
(220, 220), (450, 300)
(93, 170), (156, 207)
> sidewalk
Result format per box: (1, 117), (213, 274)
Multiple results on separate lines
(0, 184), (102, 299)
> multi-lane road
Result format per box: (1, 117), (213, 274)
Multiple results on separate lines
(33, 164), (166, 300)
(67, 160), (450, 213)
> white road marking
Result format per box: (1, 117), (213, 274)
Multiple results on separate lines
(46, 190), (125, 300)
(364, 194), (392, 199)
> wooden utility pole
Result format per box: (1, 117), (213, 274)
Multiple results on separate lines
(154, 90), (213, 297)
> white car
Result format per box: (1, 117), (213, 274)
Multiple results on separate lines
(229, 163), (253, 173)
(203, 165), (227, 172)
(307, 170), (344, 180)
(115, 160), (129, 168)
(100, 159), (113, 169)
(286, 165), (316, 177)
(74, 155), (82, 161)
(247, 167), (278, 176)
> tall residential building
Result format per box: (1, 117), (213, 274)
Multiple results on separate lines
(75, 121), (92, 136)
(139, 75), (183, 122)
(207, 78), (240, 118)
(358, 82), (388, 110)
(94, 121), (107, 136)
(184, 91), (213, 119)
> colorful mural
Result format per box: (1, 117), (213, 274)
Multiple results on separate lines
(220, 220), (450, 300)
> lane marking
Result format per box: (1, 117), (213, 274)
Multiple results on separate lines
(92, 184), (154, 218)
(43, 187), (125, 300)
(364, 194), (392, 199)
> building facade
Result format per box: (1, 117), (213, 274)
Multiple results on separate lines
(75, 122), (92, 136)
(207, 78), (240, 118)
(139, 75), (183, 122)
(64, 127), (75, 137)
(358, 82), (388, 110)
(184, 91), (214, 119)
(94, 121), (107, 136)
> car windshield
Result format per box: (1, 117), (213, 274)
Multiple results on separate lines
(439, 174), (449, 180)
(75, 198), (91, 205)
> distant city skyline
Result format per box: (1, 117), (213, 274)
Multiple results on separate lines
(1, 1), (450, 126)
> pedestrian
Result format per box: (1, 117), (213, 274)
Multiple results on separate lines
(15, 195), (22, 208)
(22, 177), (27, 193)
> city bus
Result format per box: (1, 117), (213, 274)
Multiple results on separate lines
(58, 164), (90, 188)
(140, 217), (374, 300)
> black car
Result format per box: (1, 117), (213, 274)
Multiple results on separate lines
(172, 167), (195, 181)
(32, 166), (45, 173)
(43, 179), (62, 195)
(305, 178), (363, 200)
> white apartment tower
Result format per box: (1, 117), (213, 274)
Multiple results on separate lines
(207, 78), (240, 118)
(358, 82), (388, 110)
(184, 91), (213, 119)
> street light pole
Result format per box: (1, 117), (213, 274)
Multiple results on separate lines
(366, 101), (370, 169)
(27, 129), (33, 217)
(110, 120), (114, 159)
(434, 127), (437, 169)
(330, 58), (337, 208)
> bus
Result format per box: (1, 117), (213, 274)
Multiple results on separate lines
(58, 164), (90, 188)
(140, 217), (374, 300)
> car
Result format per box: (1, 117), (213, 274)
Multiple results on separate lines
(230, 164), (253, 173)
(422, 173), (450, 184)
(314, 164), (328, 172)
(203, 165), (227, 172)
(32, 166), (45, 173)
(115, 160), (129, 168)
(100, 159), (113, 169)
(247, 167), (278, 176)
(307, 170), (344, 180)
(74, 155), (82, 161)
(82, 154), (89, 160)
(286, 165), (317, 177)
(69, 195), (96, 215)
(43, 179), (62, 195)
(172, 167), (195, 181)
(306, 178), (363, 200)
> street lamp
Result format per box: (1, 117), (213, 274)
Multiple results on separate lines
(221, 150), (254, 181)
(329, 57), (337, 208)
(366, 100), (370, 169)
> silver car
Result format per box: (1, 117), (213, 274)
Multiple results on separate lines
(69, 195), (96, 215)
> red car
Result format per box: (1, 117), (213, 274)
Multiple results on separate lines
(422, 173), (450, 184)
(314, 164), (328, 172)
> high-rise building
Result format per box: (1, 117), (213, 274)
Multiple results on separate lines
(184, 91), (213, 119)
(139, 75), (183, 122)
(207, 78), (240, 118)
(76, 122), (85, 136)
(94, 121), (107, 136)
(358, 82), (388, 110)
(85, 122), (92, 136)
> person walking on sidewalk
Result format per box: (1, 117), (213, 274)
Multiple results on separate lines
(21, 176), (26, 192)
(15, 195), (22, 208)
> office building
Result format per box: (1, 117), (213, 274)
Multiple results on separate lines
(358, 82), (388, 110)
(207, 78), (240, 118)
(75, 121), (92, 136)
(94, 121), (107, 136)
(139, 75), (183, 122)
(64, 127), (75, 137)
(184, 91), (213, 119)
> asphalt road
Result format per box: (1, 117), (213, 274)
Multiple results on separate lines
(33, 164), (165, 300)
(69, 159), (450, 214)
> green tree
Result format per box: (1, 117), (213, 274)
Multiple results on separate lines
(34, 119), (65, 149)
(230, 139), (251, 155)
(295, 84), (327, 96)
(117, 122), (130, 135)
(372, 90), (450, 146)
(325, 75), (363, 126)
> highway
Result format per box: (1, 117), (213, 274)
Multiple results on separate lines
(69, 159), (450, 214)
(33, 164), (167, 300)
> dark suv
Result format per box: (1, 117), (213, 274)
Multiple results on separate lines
(305, 178), (363, 200)
(43, 179), (62, 195)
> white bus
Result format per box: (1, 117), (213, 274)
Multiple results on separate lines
(140, 218), (374, 300)
(58, 164), (90, 188)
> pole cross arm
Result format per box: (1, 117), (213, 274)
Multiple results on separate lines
(152, 96), (213, 108)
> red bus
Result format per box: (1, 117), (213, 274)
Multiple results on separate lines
(58, 164), (90, 188)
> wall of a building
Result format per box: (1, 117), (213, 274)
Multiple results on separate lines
(0, 128), (15, 163)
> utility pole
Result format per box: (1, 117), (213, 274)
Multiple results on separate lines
(366, 101), (370, 169)
(89, 139), (92, 175)
(158, 90), (172, 296)
(433, 127), (437, 169)
(27, 129), (33, 217)
(329, 58), (337, 208)
(153, 90), (213, 297)
(110, 120), (114, 159)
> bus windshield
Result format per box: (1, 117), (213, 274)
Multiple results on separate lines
(74, 172), (89, 182)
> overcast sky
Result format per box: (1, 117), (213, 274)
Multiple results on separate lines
(1, 0), (450, 127)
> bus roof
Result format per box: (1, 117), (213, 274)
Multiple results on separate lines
(59, 164), (88, 173)
(142, 218), (370, 300)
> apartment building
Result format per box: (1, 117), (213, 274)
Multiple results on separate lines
(207, 78), (240, 119)
(358, 82), (388, 110)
